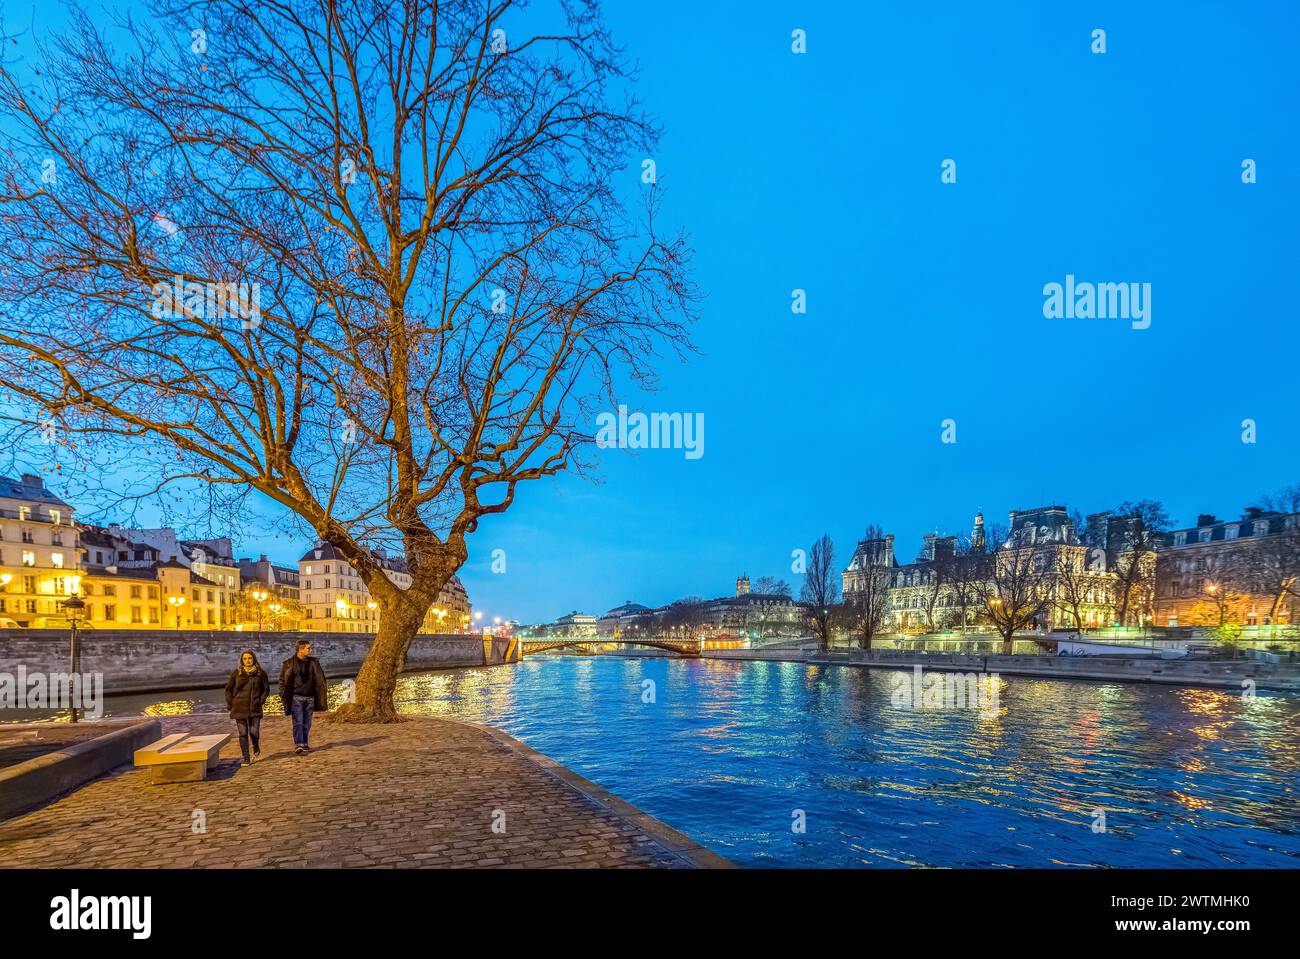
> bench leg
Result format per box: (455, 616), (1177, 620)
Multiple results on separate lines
(149, 760), (209, 784)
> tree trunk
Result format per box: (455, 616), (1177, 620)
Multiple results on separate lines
(330, 597), (427, 724)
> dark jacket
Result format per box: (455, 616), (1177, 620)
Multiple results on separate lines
(225, 666), (269, 720)
(278, 654), (329, 713)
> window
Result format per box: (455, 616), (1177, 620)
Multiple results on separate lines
(1199, 529), (1212, 543)
(51, 553), (64, 569)
(23, 575), (35, 594)
(21, 529), (34, 544)
(191, 588), (199, 602)
(52, 532), (63, 546)
(49, 509), (61, 525)
(103, 585), (116, 597)
(1225, 525), (1239, 540)
(149, 609), (159, 623)
(207, 610), (215, 625)
(148, 586), (157, 599)
(304, 565), (313, 576)
(206, 590), (214, 603)
(104, 604), (115, 620)
(131, 606), (142, 623)
(18, 506), (30, 521)
(25, 600), (36, 614)
(130, 585), (142, 599)
(21, 551), (35, 567)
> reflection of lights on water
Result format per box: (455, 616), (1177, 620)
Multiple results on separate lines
(143, 699), (197, 717)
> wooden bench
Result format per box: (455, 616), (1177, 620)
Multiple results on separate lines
(133, 733), (232, 784)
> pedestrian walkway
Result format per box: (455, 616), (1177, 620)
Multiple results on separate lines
(0, 715), (728, 868)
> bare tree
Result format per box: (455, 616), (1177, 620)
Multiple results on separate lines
(1249, 483), (1300, 623)
(1052, 543), (1113, 630)
(1107, 501), (1170, 627)
(846, 562), (891, 650)
(799, 533), (838, 650)
(938, 533), (984, 631)
(753, 575), (791, 598)
(0, 0), (693, 720)
(974, 523), (1053, 655)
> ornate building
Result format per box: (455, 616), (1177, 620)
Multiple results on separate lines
(1154, 506), (1299, 627)
(843, 507), (1121, 633)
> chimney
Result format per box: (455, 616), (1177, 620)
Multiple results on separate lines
(1196, 514), (1218, 527)
(20, 473), (42, 489)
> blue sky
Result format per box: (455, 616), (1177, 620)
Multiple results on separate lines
(448, 0), (1298, 623)
(11, 1), (1300, 623)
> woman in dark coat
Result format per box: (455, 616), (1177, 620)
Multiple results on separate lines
(225, 651), (270, 765)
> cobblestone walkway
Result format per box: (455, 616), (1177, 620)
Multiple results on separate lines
(0, 715), (725, 868)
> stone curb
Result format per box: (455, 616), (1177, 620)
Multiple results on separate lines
(801, 654), (1300, 692)
(451, 719), (735, 869)
(0, 719), (162, 821)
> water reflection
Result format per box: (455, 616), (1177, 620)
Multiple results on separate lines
(7, 656), (1299, 867)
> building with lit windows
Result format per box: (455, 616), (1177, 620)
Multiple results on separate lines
(1155, 506), (1299, 627)
(297, 542), (471, 634)
(0, 474), (79, 627)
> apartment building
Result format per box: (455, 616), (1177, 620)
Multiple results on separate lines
(0, 474), (79, 627)
(298, 542), (472, 634)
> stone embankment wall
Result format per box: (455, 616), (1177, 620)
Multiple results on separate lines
(0, 630), (520, 694)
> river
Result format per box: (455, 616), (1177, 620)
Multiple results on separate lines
(10, 655), (1300, 868)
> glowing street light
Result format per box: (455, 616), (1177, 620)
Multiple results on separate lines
(167, 594), (186, 630)
(251, 588), (269, 631)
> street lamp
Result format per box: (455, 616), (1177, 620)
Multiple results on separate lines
(63, 594), (85, 723)
(167, 594), (186, 630)
(251, 588), (269, 631)
(268, 602), (282, 631)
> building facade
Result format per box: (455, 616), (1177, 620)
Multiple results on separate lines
(0, 474), (79, 627)
(298, 542), (471, 634)
(1154, 506), (1299, 627)
(844, 507), (1122, 633)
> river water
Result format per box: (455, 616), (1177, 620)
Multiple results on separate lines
(12, 655), (1300, 868)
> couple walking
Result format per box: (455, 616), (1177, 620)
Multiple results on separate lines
(223, 640), (330, 763)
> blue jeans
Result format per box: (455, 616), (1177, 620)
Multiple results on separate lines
(291, 695), (315, 747)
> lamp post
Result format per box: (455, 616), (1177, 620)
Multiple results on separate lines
(251, 588), (269, 631)
(268, 602), (282, 631)
(64, 594), (85, 723)
(168, 594), (186, 631)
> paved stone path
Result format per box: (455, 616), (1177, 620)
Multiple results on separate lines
(0, 715), (726, 868)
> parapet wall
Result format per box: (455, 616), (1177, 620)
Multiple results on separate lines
(0, 630), (520, 695)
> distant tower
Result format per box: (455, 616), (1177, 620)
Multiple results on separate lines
(971, 511), (986, 553)
(736, 573), (750, 596)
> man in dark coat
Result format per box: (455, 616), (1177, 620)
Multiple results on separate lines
(278, 640), (329, 755)
(225, 651), (269, 764)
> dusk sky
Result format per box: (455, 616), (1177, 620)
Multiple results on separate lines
(13, 1), (1300, 623)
